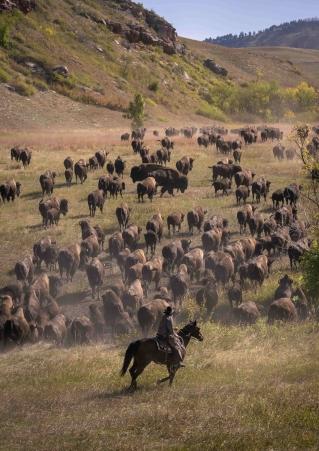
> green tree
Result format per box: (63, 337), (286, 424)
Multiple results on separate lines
(295, 82), (317, 110)
(301, 241), (319, 306)
(126, 93), (145, 129)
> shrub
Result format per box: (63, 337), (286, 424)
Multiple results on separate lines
(196, 103), (227, 122)
(148, 81), (159, 92)
(126, 93), (145, 128)
(0, 10), (22, 49)
(0, 66), (10, 83)
(301, 241), (319, 307)
(12, 78), (36, 96)
(0, 23), (10, 48)
(295, 82), (317, 109)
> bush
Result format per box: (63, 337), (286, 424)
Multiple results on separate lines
(0, 10), (21, 49)
(0, 23), (10, 48)
(295, 82), (317, 109)
(126, 93), (145, 128)
(301, 241), (319, 306)
(205, 79), (318, 120)
(12, 78), (36, 96)
(148, 81), (159, 92)
(196, 103), (227, 122)
(0, 67), (10, 83)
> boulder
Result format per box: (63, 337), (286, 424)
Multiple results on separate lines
(204, 59), (228, 77)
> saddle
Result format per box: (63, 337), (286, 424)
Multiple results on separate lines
(154, 336), (173, 354)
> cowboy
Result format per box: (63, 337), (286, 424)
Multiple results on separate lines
(157, 306), (185, 369)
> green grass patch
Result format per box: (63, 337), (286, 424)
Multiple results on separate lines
(196, 103), (228, 122)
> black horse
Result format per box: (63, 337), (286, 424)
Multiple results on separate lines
(120, 320), (203, 390)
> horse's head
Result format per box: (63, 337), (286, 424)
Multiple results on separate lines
(181, 321), (203, 342)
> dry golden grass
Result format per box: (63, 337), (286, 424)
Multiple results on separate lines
(0, 322), (319, 450)
(0, 123), (304, 291)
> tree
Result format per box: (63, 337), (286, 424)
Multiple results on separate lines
(290, 124), (319, 214)
(290, 124), (311, 165)
(301, 241), (319, 306)
(126, 93), (145, 129)
(290, 125), (319, 306)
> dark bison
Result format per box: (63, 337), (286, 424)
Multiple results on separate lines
(268, 298), (298, 324)
(167, 212), (184, 235)
(212, 178), (231, 196)
(116, 203), (131, 231)
(86, 257), (105, 299)
(252, 179), (271, 203)
(39, 197), (68, 226)
(58, 244), (81, 281)
(176, 156), (194, 175)
(236, 186), (250, 204)
(162, 239), (191, 273)
(74, 160), (88, 184)
(88, 190), (106, 217)
(0, 179), (21, 202)
(137, 177), (157, 202)
(63, 157), (73, 170)
(114, 156), (125, 177)
(187, 207), (207, 234)
(95, 150), (108, 168)
(19, 148), (32, 167)
(273, 145), (285, 160)
(283, 184), (302, 207)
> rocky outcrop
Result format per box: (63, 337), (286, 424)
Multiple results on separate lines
(78, 0), (180, 55)
(0, 0), (35, 13)
(117, 0), (177, 42)
(204, 59), (228, 77)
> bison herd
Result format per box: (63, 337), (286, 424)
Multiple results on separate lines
(0, 123), (317, 350)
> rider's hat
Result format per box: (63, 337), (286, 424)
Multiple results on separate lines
(164, 306), (173, 315)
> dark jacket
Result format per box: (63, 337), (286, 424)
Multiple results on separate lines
(157, 314), (174, 338)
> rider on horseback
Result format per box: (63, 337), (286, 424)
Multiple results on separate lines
(157, 306), (185, 369)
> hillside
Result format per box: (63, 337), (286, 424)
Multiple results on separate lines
(184, 38), (319, 89)
(206, 18), (319, 50)
(0, 1), (318, 129)
(0, 0), (231, 123)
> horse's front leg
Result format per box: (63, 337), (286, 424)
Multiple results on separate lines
(169, 368), (177, 386)
(157, 364), (176, 386)
(157, 375), (170, 385)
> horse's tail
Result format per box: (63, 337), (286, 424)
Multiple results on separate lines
(120, 340), (141, 377)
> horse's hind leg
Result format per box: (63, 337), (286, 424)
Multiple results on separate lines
(169, 369), (177, 386)
(129, 363), (147, 391)
(129, 365), (138, 391)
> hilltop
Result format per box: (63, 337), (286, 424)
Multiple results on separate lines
(0, 1), (318, 129)
(206, 18), (319, 50)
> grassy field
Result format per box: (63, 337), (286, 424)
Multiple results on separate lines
(1, 323), (319, 450)
(0, 123), (317, 449)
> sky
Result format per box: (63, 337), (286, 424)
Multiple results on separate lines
(141, 0), (319, 40)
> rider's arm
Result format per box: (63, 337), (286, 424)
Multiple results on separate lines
(166, 317), (174, 335)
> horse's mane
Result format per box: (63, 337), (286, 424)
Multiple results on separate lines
(178, 321), (195, 336)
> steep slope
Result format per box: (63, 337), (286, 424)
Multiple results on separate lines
(0, 0), (229, 119)
(206, 19), (319, 50)
(0, 1), (318, 129)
